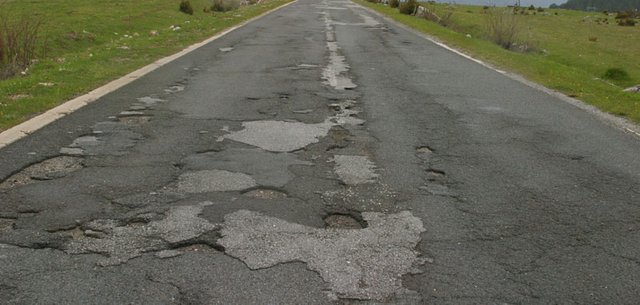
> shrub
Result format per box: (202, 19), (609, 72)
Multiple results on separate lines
(179, 0), (194, 15)
(618, 18), (636, 26)
(389, 0), (400, 8)
(212, 0), (240, 12)
(419, 5), (454, 27)
(485, 8), (520, 49)
(528, 5), (535, 10)
(398, 0), (417, 15)
(615, 11), (633, 19)
(0, 14), (42, 80)
(603, 68), (631, 81)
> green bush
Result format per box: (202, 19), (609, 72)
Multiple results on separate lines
(398, 0), (417, 15)
(603, 68), (631, 81)
(212, 0), (240, 12)
(179, 0), (194, 15)
(389, 0), (400, 9)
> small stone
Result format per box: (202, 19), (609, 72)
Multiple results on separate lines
(623, 85), (640, 93)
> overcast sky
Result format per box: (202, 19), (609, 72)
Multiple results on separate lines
(429, 0), (566, 7)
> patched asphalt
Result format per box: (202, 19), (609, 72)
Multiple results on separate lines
(1, 0), (640, 304)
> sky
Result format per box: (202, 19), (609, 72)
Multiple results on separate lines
(429, 0), (567, 7)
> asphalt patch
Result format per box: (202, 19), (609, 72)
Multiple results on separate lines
(219, 210), (426, 301)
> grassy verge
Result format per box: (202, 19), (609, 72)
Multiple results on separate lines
(0, 0), (292, 131)
(355, 0), (640, 123)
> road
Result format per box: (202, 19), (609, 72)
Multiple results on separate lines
(1, 0), (639, 304)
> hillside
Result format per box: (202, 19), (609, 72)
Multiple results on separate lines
(555, 0), (640, 11)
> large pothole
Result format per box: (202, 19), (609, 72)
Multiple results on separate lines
(0, 156), (83, 190)
(323, 213), (365, 229)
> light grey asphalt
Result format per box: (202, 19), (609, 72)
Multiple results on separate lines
(1, 0), (640, 304)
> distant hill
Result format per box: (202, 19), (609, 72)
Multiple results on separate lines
(553, 0), (640, 11)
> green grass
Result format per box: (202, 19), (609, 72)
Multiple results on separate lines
(355, 1), (640, 122)
(0, 0), (292, 131)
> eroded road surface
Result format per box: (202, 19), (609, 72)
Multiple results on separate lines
(1, 0), (640, 304)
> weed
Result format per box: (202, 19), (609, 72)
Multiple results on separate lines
(212, 0), (240, 12)
(603, 68), (631, 81)
(485, 8), (520, 49)
(398, 0), (417, 15)
(179, 0), (194, 15)
(389, 0), (399, 9)
(588, 36), (598, 42)
(0, 13), (42, 80)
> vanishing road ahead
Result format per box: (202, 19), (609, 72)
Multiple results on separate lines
(1, 0), (639, 304)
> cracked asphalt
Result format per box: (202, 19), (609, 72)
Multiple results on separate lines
(1, 0), (640, 304)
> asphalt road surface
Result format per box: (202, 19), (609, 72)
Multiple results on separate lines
(1, 0), (639, 304)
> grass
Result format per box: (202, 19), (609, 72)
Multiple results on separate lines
(0, 0), (292, 131)
(355, 1), (640, 123)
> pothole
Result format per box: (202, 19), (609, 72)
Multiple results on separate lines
(119, 116), (151, 125)
(137, 96), (166, 105)
(324, 213), (365, 229)
(243, 188), (288, 199)
(67, 202), (219, 266)
(420, 184), (455, 197)
(426, 169), (445, 181)
(0, 156), (83, 190)
(164, 85), (185, 94)
(118, 111), (145, 117)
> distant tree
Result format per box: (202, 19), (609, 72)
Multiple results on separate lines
(559, 0), (640, 11)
